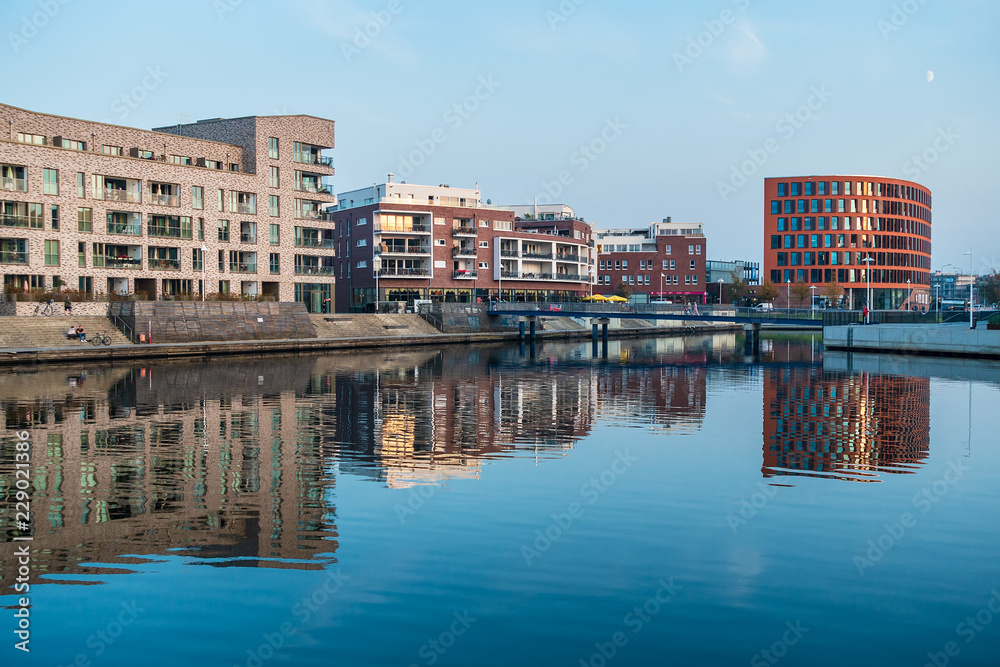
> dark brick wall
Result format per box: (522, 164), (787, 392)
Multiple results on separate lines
(133, 301), (317, 343)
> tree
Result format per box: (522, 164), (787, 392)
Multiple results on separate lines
(823, 281), (842, 306)
(979, 270), (1000, 307)
(725, 269), (746, 305)
(791, 282), (811, 307)
(757, 279), (779, 303)
(615, 280), (632, 299)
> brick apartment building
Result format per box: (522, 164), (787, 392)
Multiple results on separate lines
(0, 103), (336, 310)
(595, 219), (707, 304)
(329, 180), (595, 311)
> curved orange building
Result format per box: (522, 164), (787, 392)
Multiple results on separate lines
(763, 176), (931, 310)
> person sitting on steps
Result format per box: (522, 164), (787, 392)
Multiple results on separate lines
(67, 325), (77, 340)
(75, 326), (86, 342)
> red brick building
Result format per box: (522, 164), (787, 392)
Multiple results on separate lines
(330, 181), (594, 311)
(595, 219), (707, 304)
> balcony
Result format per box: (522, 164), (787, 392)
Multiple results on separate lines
(148, 192), (180, 207)
(103, 188), (141, 203)
(240, 233), (257, 244)
(296, 208), (335, 222)
(500, 249), (519, 258)
(294, 265), (335, 276)
(556, 254), (581, 263)
(500, 271), (588, 282)
(453, 270), (478, 279)
(453, 247), (478, 258)
(1, 177), (27, 193)
(107, 222), (142, 236)
(382, 244), (430, 256)
(522, 251), (553, 260)
(236, 202), (256, 215)
(452, 224), (477, 237)
(230, 262), (258, 274)
(376, 222), (430, 233)
(0, 251), (28, 265)
(294, 151), (334, 167)
(295, 180), (334, 195)
(148, 226), (188, 240)
(378, 268), (431, 278)
(1, 214), (33, 228)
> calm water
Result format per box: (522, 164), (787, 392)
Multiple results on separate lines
(2, 334), (1000, 666)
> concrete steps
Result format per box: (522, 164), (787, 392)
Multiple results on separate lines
(311, 314), (442, 339)
(0, 315), (132, 349)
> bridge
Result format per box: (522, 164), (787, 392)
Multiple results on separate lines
(486, 302), (824, 326)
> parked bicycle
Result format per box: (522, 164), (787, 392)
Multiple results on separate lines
(90, 332), (112, 346)
(33, 300), (56, 316)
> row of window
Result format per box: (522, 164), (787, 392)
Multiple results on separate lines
(774, 251), (930, 270)
(773, 215), (931, 238)
(600, 259), (697, 271)
(598, 244), (703, 255)
(771, 233), (931, 255)
(770, 198), (931, 219)
(770, 268), (929, 285)
(774, 180), (930, 207)
(595, 274), (699, 286)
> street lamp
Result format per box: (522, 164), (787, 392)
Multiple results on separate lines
(785, 278), (790, 309)
(861, 255), (874, 323)
(200, 244), (207, 301)
(810, 284), (816, 310)
(718, 278), (724, 306)
(964, 248), (974, 328)
(660, 273), (666, 304)
(906, 278), (911, 310)
(935, 283), (940, 315)
(372, 251), (382, 312)
(588, 266), (594, 300)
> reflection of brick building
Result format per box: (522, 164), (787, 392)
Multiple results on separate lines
(762, 368), (930, 481)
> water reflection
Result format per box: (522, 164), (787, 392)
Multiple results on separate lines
(0, 333), (934, 592)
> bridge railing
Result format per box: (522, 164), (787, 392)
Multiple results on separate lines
(484, 302), (823, 321)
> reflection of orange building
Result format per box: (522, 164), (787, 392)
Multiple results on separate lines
(762, 368), (930, 481)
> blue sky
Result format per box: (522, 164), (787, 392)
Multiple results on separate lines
(3, 0), (997, 271)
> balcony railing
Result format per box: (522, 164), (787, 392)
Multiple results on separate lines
(375, 223), (430, 233)
(104, 257), (142, 270)
(103, 188), (141, 203)
(295, 237), (336, 248)
(0, 214), (35, 228)
(1, 177), (27, 192)
(107, 223), (142, 236)
(148, 193), (180, 207)
(453, 247), (477, 258)
(230, 262), (258, 274)
(383, 245), (430, 255)
(149, 258), (181, 271)
(240, 233), (257, 243)
(499, 271), (588, 282)
(453, 270), (478, 279)
(0, 251), (28, 264)
(556, 254), (581, 263)
(295, 181), (334, 194)
(294, 265), (335, 276)
(148, 227), (188, 239)
(500, 249), (519, 258)
(236, 202), (256, 214)
(452, 225), (477, 236)
(378, 268), (431, 278)
(295, 154), (334, 167)
(297, 209), (335, 221)
(522, 252), (553, 260)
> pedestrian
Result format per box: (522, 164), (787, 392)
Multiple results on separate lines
(64, 297), (72, 315)
(862, 305), (869, 324)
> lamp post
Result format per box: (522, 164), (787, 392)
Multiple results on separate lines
(200, 244), (207, 301)
(372, 253), (381, 312)
(935, 283), (940, 315)
(964, 248), (974, 328)
(861, 255), (874, 323)
(588, 266), (594, 301)
(810, 284), (816, 310)
(785, 279), (790, 309)
(718, 278), (724, 306)
(906, 278), (911, 310)
(660, 273), (666, 304)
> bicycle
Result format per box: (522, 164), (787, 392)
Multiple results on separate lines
(90, 332), (112, 346)
(33, 300), (56, 316)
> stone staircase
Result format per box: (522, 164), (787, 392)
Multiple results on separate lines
(311, 314), (442, 339)
(0, 315), (132, 349)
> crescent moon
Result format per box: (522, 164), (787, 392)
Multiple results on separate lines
(927, 70), (934, 83)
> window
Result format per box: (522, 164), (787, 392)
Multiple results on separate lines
(622, 260), (628, 270)
(193, 248), (203, 271)
(824, 199), (832, 213)
(192, 186), (204, 209)
(356, 238), (367, 247)
(269, 137), (279, 160)
(270, 253), (280, 274)
(479, 219), (489, 227)
(777, 218), (786, 231)
(831, 181), (839, 195)
(198, 218), (205, 241)
(479, 240), (489, 248)
(51, 205), (59, 231)
(78, 242), (86, 267)
(665, 245), (671, 254)
(685, 275), (691, 285)
(811, 199), (819, 213)
(218, 219), (229, 242)
(44, 240), (59, 266)
(17, 133), (45, 145)
(77, 207), (92, 232)
(670, 260), (675, 270)
(479, 261), (489, 270)
(229, 191), (256, 215)
(692, 275), (698, 285)
(76, 172), (85, 198)
(356, 217), (367, 226)
(219, 280), (230, 294)
(435, 238), (446, 246)
(791, 182), (801, 196)
(43, 168), (58, 195)
(690, 260), (696, 270)
(771, 200), (779, 214)
(102, 145), (122, 156)
(356, 260), (367, 269)
(169, 155), (193, 165)
(269, 195), (279, 217)
(614, 261), (621, 270)
(217, 189), (225, 211)
(688, 245), (694, 254)
(270, 166), (279, 188)
(628, 275), (634, 285)
(777, 183), (787, 197)
(818, 182), (826, 195)
(218, 250), (226, 272)
(493, 220), (513, 231)
(270, 224), (280, 245)
(661, 260), (668, 270)
(797, 200), (806, 214)
(696, 245), (701, 255)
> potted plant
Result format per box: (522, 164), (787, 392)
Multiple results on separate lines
(988, 313), (1000, 330)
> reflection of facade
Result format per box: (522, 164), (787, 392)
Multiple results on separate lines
(762, 368), (930, 481)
